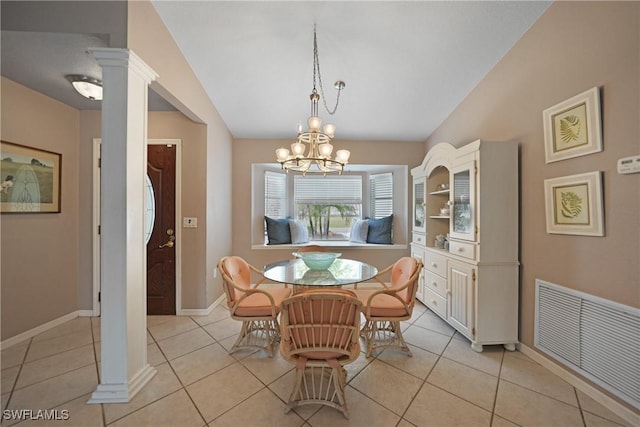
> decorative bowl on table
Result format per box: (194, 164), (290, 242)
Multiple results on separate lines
(292, 252), (341, 270)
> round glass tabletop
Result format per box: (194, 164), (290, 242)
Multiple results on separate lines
(263, 258), (378, 287)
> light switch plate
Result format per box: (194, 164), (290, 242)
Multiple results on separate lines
(183, 217), (197, 228)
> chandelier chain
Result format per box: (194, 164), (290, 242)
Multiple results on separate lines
(313, 28), (342, 116)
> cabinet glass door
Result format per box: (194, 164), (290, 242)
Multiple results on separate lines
(450, 161), (476, 241)
(413, 178), (425, 232)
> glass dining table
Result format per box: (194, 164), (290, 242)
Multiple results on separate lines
(263, 258), (378, 290)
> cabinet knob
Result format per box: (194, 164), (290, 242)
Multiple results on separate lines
(457, 247), (464, 252)
(432, 282), (438, 287)
(431, 300), (437, 306)
(431, 263), (437, 268)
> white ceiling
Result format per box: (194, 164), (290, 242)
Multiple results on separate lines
(151, 1), (551, 141)
(1, 1), (550, 142)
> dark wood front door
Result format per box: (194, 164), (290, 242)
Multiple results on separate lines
(147, 144), (176, 315)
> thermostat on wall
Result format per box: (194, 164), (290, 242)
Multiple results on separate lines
(617, 155), (640, 174)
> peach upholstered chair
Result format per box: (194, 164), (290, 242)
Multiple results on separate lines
(217, 256), (291, 357)
(353, 257), (423, 357)
(279, 289), (362, 418)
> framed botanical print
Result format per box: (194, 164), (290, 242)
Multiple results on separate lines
(544, 171), (604, 236)
(543, 87), (602, 163)
(0, 141), (62, 213)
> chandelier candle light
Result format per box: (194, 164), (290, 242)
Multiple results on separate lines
(275, 28), (350, 175)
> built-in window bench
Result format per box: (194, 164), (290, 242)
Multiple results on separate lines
(251, 241), (408, 250)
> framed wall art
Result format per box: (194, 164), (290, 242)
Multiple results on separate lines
(0, 140), (61, 213)
(543, 87), (602, 163)
(544, 171), (603, 236)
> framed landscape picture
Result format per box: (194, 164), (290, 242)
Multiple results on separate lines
(543, 87), (602, 163)
(0, 141), (61, 213)
(544, 171), (603, 236)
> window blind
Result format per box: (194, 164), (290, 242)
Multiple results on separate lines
(370, 172), (393, 218)
(294, 175), (362, 205)
(265, 171), (287, 218)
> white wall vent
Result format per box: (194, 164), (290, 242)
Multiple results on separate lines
(535, 279), (640, 410)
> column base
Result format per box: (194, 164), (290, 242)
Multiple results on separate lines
(87, 364), (157, 404)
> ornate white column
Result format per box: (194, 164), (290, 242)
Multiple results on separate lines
(87, 48), (158, 404)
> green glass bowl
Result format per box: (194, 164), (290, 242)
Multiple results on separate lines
(293, 252), (341, 270)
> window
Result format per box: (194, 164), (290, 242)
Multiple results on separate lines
(294, 175), (362, 240)
(251, 163), (408, 247)
(370, 172), (393, 219)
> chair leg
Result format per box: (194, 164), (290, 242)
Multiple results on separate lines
(360, 319), (412, 357)
(229, 319), (280, 357)
(285, 365), (350, 419)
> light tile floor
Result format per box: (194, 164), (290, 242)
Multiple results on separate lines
(1, 302), (634, 427)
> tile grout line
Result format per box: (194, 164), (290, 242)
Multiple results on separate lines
(2, 337), (33, 415)
(488, 344), (512, 426)
(89, 318), (108, 427)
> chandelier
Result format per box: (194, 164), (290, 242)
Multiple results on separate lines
(275, 28), (350, 175)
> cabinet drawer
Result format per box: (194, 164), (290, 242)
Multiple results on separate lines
(412, 232), (426, 245)
(449, 240), (476, 260)
(424, 288), (447, 318)
(424, 270), (447, 298)
(424, 250), (447, 277)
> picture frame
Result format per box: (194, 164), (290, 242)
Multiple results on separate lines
(543, 87), (602, 163)
(544, 171), (603, 236)
(1, 140), (61, 213)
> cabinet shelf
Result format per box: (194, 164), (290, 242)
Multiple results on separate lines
(429, 215), (450, 219)
(429, 189), (450, 195)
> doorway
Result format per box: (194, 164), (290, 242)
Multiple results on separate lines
(92, 139), (182, 316)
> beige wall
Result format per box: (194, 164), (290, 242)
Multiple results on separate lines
(426, 0), (639, 372)
(147, 113), (208, 308)
(2, 0), (234, 341)
(77, 111), (210, 311)
(232, 138), (425, 270)
(1, 77), (81, 339)
(127, 0), (233, 308)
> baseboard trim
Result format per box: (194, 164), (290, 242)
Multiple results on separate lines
(87, 365), (157, 404)
(177, 294), (226, 316)
(78, 310), (94, 317)
(519, 344), (640, 426)
(0, 311), (80, 350)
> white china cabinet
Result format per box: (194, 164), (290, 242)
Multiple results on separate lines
(411, 140), (519, 352)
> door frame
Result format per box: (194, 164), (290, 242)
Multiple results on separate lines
(92, 138), (183, 316)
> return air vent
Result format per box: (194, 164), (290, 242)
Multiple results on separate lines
(535, 279), (640, 410)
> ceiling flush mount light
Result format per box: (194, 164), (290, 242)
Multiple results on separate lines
(275, 27), (349, 176)
(65, 75), (103, 101)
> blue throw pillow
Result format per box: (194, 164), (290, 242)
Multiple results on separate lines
(289, 219), (309, 244)
(349, 219), (369, 243)
(265, 216), (291, 245)
(366, 214), (393, 244)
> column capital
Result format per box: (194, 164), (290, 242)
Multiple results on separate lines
(89, 48), (158, 84)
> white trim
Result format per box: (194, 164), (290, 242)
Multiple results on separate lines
(0, 311), (79, 350)
(519, 344), (640, 427)
(87, 365), (157, 404)
(92, 138), (101, 316)
(78, 310), (94, 317)
(148, 139), (183, 314)
(177, 294), (226, 316)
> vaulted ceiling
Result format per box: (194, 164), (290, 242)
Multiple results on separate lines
(1, 1), (551, 142)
